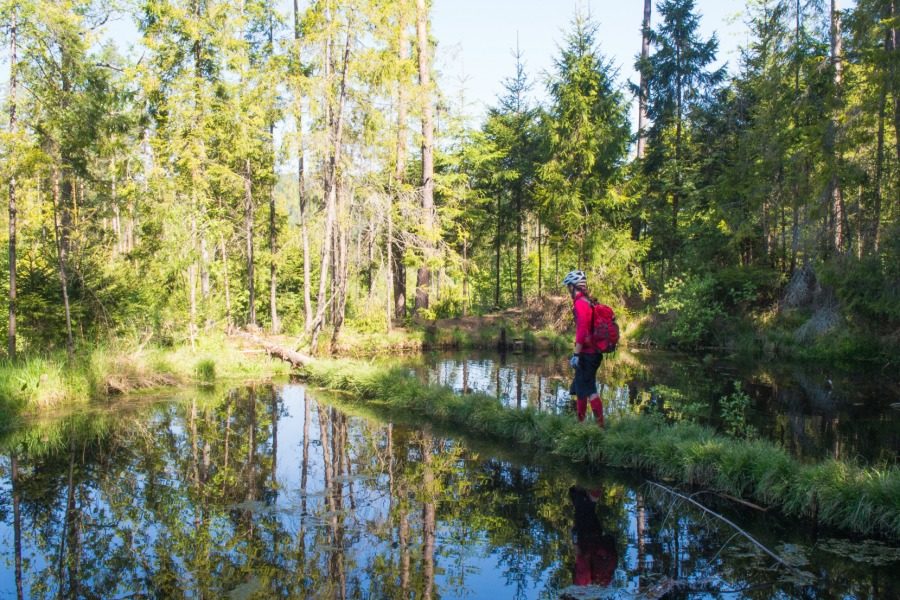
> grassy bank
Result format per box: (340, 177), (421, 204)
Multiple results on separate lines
(0, 333), (290, 420)
(299, 358), (900, 539)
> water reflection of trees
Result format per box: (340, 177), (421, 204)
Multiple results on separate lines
(418, 350), (898, 464)
(0, 385), (897, 598)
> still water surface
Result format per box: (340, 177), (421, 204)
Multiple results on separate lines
(0, 376), (898, 598)
(412, 349), (900, 465)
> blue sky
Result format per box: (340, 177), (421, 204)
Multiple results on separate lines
(432, 0), (749, 122)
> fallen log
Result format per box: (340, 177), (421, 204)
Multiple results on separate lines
(230, 329), (314, 368)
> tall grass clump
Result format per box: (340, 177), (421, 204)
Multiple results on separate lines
(300, 357), (900, 539)
(0, 356), (69, 410)
(195, 359), (216, 384)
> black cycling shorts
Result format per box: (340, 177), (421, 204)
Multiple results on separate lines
(570, 353), (602, 398)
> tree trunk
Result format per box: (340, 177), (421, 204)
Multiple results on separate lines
(330, 187), (350, 351)
(221, 234), (231, 326)
(386, 202), (393, 330)
(7, 7), (17, 359)
(871, 61), (888, 255)
(889, 2), (900, 213)
(310, 15), (352, 350)
(537, 216), (542, 298)
(414, 0), (434, 313)
(462, 235), (469, 314)
(637, 0), (651, 159)
(52, 168), (75, 360)
(515, 190), (523, 306)
(245, 159), (256, 326)
(392, 6), (409, 321)
(829, 0), (846, 254)
(269, 124), (280, 333)
(294, 0), (312, 332)
(494, 194), (502, 308)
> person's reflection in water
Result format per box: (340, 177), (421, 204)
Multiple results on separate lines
(569, 485), (618, 587)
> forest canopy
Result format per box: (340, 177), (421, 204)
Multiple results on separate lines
(0, 0), (897, 359)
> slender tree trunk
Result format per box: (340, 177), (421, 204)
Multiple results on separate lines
(267, 18), (280, 334)
(790, 0), (802, 273)
(392, 7), (409, 321)
(414, 0), (434, 313)
(310, 15), (352, 350)
(294, 0), (313, 332)
(673, 70), (682, 237)
(889, 2), (900, 213)
(462, 236), (469, 314)
(829, 0), (846, 254)
(200, 234), (210, 301)
(269, 127), (280, 333)
(515, 190), (523, 306)
(537, 215), (542, 297)
(494, 195), (502, 308)
(636, 0), (651, 159)
(52, 168), (74, 360)
(221, 234), (231, 326)
(386, 201), (394, 330)
(245, 159), (256, 326)
(188, 211), (197, 350)
(330, 188), (350, 350)
(7, 8), (18, 359)
(871, 68), (887, 254)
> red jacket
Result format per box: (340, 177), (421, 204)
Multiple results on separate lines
(572, 291), (599, 354)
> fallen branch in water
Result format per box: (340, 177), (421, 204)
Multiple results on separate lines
(646, 481), (807, 579)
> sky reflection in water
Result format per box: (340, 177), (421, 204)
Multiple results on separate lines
(0, 381), (897, 598)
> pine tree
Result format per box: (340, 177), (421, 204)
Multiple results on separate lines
(641, 0), (724, 270)
(540, 11), (630, 266)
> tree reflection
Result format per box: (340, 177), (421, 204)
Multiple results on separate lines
(0, 383), (896, 598)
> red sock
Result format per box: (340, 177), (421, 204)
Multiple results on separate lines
(576, 397), (587, 422)
(590, 395), (604, 427)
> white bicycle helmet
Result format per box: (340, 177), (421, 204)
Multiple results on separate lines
(562, 270), (587, 288)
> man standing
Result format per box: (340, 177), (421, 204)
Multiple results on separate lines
(563, 270), (604, 427)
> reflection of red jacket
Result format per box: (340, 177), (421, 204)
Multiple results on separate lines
(574, 534), (617, 586)
(570, 486), (617, 586)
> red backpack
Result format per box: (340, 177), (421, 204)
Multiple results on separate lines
(580, 298), (620, 353)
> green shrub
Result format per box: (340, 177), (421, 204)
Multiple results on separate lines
(718, 381), (757, 439)
(657, 273), (724, 347)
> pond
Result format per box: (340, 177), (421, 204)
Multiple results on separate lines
(1, 381), (898, 598)
(411, 349), (900, 465)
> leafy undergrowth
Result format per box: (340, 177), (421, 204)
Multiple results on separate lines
(300, 358), (900, 539)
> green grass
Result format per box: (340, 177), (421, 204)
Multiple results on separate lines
(0, 332), (289, 417)
(299, 358), (900, 539)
